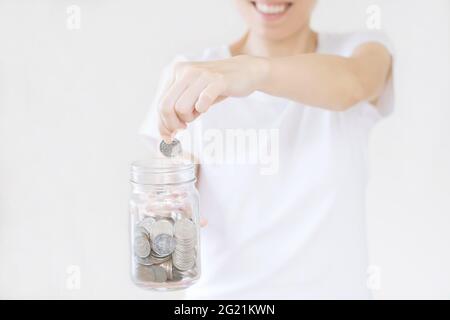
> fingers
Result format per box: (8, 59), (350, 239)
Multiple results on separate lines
(175, 73), (210, 122)
(158, 80), (191, 136)
(195, 80), (226, 113)
(158, 115), (175, 143)
(158, 66), (200, 138)
(158, 63), (226, 140)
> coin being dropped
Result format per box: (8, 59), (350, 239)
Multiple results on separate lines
(134, 235), (151, 258)
(153, 233), (176, 257)
(159, 138), (182, 158)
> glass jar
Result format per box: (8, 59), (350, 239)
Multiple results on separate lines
(129, 158), (200, 290)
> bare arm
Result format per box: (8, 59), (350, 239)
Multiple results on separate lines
(156, 42), (392, 141)
(259, 43), (392, 110)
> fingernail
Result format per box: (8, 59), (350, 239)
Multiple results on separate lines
(195, 102), (204, 113)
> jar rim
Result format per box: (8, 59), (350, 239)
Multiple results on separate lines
(130, 158), (195, 185)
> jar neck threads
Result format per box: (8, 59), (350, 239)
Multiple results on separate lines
(130, 158), (196, 186)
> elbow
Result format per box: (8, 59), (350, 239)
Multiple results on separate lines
(332, 75), (367, 112)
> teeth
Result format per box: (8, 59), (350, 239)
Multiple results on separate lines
(255, 2), (288, 15)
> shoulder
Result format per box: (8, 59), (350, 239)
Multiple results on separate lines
(319, 30), (394, 57)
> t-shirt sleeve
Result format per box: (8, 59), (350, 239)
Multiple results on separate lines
(343, 31), (395, 122)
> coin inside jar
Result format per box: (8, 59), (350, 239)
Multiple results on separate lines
(150, 219), (174, 240)
(160, 259), (174, 280)
(138, 217), (156, 234)
(135, 255), (154, 266)
(153, 233), (176, 257)
(159, 138), (182, 158)
(174, 218), (197, 239)
(135, 265), (156, 282)
(134, 235), (151, 258)
(149, 253), (171, 264)
(151, 265), (168, 283)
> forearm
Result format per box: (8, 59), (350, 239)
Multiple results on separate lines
(155, 43), (390, 138)
(258, 54), (368, 111)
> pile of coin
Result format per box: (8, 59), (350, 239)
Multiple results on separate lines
(133, 215), (197, 283)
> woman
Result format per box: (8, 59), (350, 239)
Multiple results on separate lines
(141, 0), (393, 299)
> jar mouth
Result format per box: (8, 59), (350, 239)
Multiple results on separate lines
(130, 157), (195, 185)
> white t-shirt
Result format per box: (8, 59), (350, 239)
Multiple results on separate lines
(140, 31), (394, 299)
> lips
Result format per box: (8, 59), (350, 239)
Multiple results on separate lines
(251, 1), (293, 17)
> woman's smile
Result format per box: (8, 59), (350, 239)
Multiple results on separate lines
(250, 1), (293, 22)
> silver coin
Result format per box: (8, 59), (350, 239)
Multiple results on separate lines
(134, 225), (149, 238)
(173, 267), (197, 281)
(171, 269), (183, 281)
(159, 138), (182, 157)
(173, 259), (195, 271)
(150, 250), (170, 258)
(135, 255), (154, 266)
(173, 247), (196, 271)
(134, 235), (151, 258)
(173, 252), (195, 262)
(138, 217), (156, 234)
(150, 219), (174, 240)
(151, 265), (168, 283)
(135, 265), (156, 282)
(160, 259), (173, 280)
(153, 233), (176, 257)
(174, 218), (197, 240)
(149, 255), (170, 265)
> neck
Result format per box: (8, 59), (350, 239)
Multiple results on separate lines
(231, 25), (317, 58)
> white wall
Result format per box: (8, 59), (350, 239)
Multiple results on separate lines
(0, 0), (449, 299)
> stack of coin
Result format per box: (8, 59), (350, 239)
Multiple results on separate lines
(160, 259), (174, 280)
(173, 218), (197, 271)
(172, 268), (198, 281)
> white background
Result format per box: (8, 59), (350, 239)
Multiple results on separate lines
(0, 0), (449, 299)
